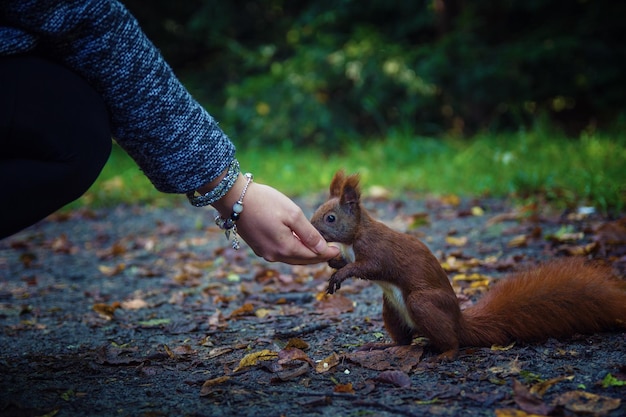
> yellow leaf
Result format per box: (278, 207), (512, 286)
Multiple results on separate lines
(507, 235), (528, 248)
(495, 409), (544, 417)
(469, 279), (491, 288)
(530, 375), (573, 396)
(560, 242), (598, 256)
(491, 342), (516, 351)
(200, 376), (231, 396)
(98, 263), (126, 277)
(164, 344), (175, 359)
(471, 206), (485, 216)
(92, 302), (121, 320)
(441, 194), (461, 206)
(233, 349), (278, 372)
(452, 273), (491, 283)
(445, 236), (468, 247)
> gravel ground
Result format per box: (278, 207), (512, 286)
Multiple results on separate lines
(1, 196), (625, 417)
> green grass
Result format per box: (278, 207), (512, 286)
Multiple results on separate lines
(75, 128), (626, 214)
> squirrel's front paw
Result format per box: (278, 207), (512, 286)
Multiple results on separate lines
(327, 273), (344, 294)
(328, 255), (348, 270)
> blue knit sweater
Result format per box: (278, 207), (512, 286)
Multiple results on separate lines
(0, 0), (236, 194)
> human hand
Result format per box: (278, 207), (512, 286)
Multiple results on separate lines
(212, 176), (340, 264)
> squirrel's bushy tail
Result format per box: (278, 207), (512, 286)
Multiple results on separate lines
(458, 258), (626, 348)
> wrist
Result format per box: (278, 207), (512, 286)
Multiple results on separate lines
(211, 173), (250, 217)
(186, 159), (240, 207)
(211, 172), (254, 250)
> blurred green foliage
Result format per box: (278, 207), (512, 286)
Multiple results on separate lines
(123, 0), (626, 147)
(78, 128), (626, 213)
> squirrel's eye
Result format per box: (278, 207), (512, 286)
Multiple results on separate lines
(326, 214), (336, 223)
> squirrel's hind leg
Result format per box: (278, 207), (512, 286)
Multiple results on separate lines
(382, 296), (416, 345)
(405, 291), (462, 356)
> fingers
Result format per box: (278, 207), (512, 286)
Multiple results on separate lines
(285, 210), (340, 260)
(266, 230), (339, 265)
(217, 181), (340, 265)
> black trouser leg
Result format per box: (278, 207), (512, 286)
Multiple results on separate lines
(0, 55), (112, 238)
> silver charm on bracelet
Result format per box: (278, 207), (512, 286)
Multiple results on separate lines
(215, 172), (253, 250)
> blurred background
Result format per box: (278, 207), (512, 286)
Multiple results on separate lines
(86, 1), (626, 213)
(122, 0), (626, 148)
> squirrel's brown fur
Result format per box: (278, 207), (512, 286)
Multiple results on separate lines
(311, 171), (626, 358)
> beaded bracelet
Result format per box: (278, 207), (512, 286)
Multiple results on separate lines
(186, 159), (240, 207)
(215, 172), (253, 250)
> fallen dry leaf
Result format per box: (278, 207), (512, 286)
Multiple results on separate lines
(440, 194), (461, 206)
(121, 298), (148, 310)
(163, 344), (175, 359)
(98, 263), (126, 277)
(285, 338), (309, 350)
(452, 272), (492, 283)
(92, 302), (121, 320)
(375, 370), (411, 388)
(233, 349), (278, 372)
(97, 242), (127, 259)
(440, 256), (481, 272)
(345, 345), (422, 372)
(446, 236), (468, 247)
(488, 357), (522, 377)
(229, 302), (255, 318)
(48, 234), (78, 254)
(200, 376), (231, 396)
(594, 217), (626, 245)
(333, 382), (355, 394)
(316, 294), (355, 315)
(553, 390), (621, 414)
(494, 409), (545, 417)
(164, 344), (196, 359)
(507, 234), (528, 248)
(208, 310), (228, 329)
(490, 342), (516, 352)
(557, 241), (598, 256)
(529, 375), (573, 397)
(512, 379), (554, 416)
(207, 347), (233, 359)
(278, 347), (314, 366)
(254, 268), (281, 284)
(485, 211), (525, 227)
(271, 362), (310, 382)
(315, 352), (340, 373)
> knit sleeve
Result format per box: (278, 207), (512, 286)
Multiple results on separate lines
(0, 0), (236, 194)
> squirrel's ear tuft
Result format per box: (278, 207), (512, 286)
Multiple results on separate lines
(341, 174), (361, 206)
(329, 170), (346, 197)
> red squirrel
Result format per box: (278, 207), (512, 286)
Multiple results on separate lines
(310, 170), (626, 359)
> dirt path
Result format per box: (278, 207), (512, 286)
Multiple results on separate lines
(1, 196), (625, 417)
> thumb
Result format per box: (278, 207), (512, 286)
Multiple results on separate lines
(288, 214), (340, 259)
(310, 235), (341, 258)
